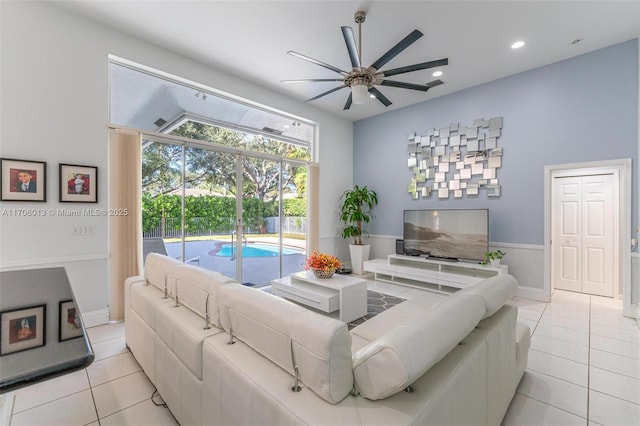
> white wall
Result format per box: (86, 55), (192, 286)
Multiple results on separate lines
(0, 1), (353, 322)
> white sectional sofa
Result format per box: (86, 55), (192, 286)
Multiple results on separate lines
(125, 253), (530, 426)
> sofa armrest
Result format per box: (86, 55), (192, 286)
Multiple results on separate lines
(124, 275), (145, 314)
(352, 293), (486, 400)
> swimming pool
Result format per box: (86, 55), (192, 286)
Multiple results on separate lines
(215, 243), (304, 257)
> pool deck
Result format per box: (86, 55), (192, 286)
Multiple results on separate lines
(163, 237), (307, 287)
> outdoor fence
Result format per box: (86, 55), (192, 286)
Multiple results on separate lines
(264, 216), (307, 234)
(143, 216), (307, 238)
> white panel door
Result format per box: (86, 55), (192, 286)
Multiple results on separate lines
(581, 175), (614, 296)
(552, 174), (616, 296)
(552, 177), (582, 292)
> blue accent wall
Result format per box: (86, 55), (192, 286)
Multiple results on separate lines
(354, 39), (638, 245)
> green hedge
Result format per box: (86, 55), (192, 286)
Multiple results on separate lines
(142, 194), (307, 233)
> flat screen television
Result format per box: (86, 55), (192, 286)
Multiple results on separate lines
(403, 209), (488, 261)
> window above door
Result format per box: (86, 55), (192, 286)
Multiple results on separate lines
(109, 59), (315, 152)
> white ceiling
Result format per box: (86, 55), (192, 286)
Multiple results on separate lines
(54, 1), (640, 122)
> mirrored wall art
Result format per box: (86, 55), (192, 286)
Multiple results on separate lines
(487, 185), (501, 197)
(406, 116), (504, 199)
(483, 168), (496, 179)
(488, 156), (501, 168)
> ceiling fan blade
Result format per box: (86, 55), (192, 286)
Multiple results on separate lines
(368, 86), (392, 107)
(281, 78), (344, 83)
(380, 79), (437, 92)
(287, 51), (349, 76)
(380, 58), (449, 77)
(425, 79), (444, 88)
(306, 85), (347, 102)
(370, 29), (423, 71)
(343, 93), (353, 110)
(341, 26), (361, 69)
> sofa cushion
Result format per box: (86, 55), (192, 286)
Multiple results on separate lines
(350, 293), (445, 343)
(352, 292), (486, 400)
(458, 274), (517, 319)
(129, 281), (173, 331)
(144, 253), (183, 294)
(290, 307), (353, 404)
(218, 284), (353, 404)
(155, 302), (223, 380)
(350, 302), (428, 343)
(170, 263), (236, 327)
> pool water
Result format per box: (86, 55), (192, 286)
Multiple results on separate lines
(216, 243), (304, 257)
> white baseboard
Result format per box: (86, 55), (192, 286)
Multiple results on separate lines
(82, 309), (110, 328)
(516, 286), (549, 303)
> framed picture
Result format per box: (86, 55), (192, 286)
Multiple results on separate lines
(59, 164), (98, 203)
(0, 158), (47, 202)
(0, 304), (46, 356)
(58, 300), (83, 342)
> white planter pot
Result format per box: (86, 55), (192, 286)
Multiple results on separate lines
(490, 259), (501, 267)
(349, 244), (371, 275)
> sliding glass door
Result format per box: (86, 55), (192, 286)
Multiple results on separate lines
(239, 157), (307, 286)
(141, 131), (308, 286)
(182, 146), (239, 280)
(141, 140), (187, 262)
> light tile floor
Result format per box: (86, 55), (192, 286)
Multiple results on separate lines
(2, 282), (639, 425)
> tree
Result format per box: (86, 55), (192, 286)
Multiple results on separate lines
(142, 120), (310, 202)
(142, 143), (183, 196)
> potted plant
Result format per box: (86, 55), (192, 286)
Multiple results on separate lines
(482, 250), (505, 267)
(340, 185), (378, 274)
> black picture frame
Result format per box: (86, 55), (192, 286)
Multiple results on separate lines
(0, 158), (47, 202)
(0, 304), (47, 356)
(59, 163), (98, 203)
(58, 300), (83, 342)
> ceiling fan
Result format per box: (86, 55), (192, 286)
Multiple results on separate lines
(282, 11), (448, 110)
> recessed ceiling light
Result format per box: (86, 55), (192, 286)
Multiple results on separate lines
(511, 41), (525, 49)
(370, 94), (376, 98)
(433, 70), (443, 77)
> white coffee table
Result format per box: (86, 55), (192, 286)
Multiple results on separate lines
(271, 271), (368, 323)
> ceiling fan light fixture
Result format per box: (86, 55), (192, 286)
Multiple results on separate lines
(351, 78), (370, 104)
(433, 70), (443, 77)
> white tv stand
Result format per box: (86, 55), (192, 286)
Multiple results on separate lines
(363, 254), (508, 294)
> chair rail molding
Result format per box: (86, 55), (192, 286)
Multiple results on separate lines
(0, 254), (108, 270)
